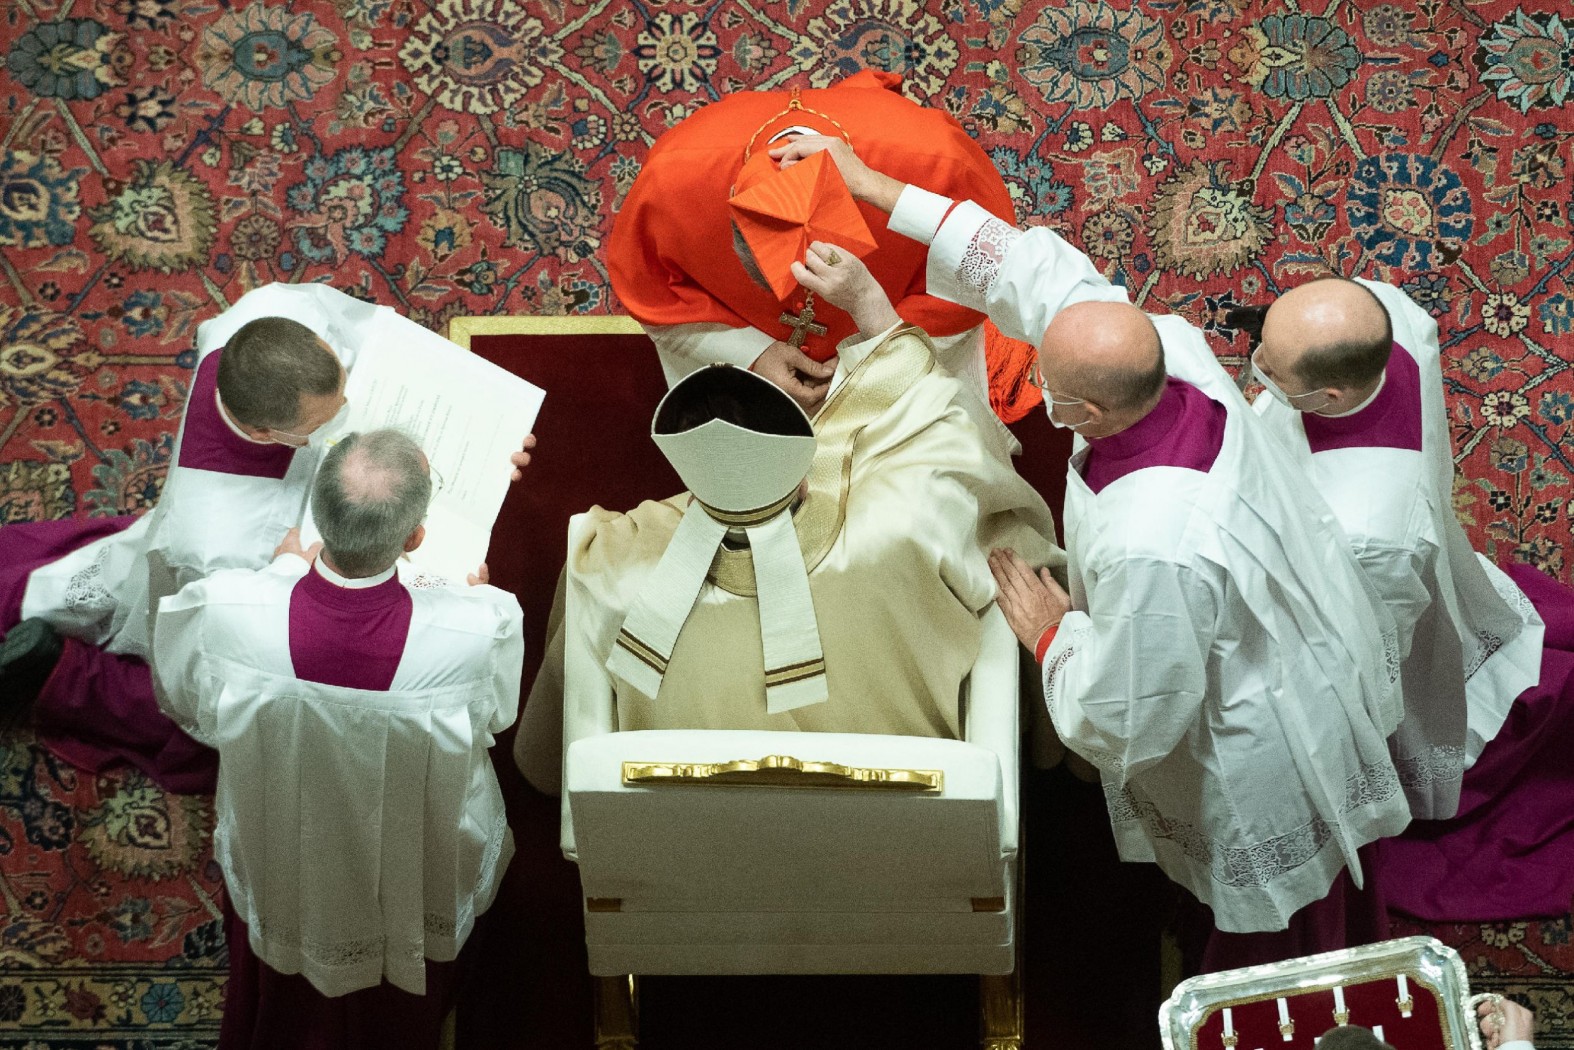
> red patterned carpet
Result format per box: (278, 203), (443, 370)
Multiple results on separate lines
(1, 0), (1572, 1047)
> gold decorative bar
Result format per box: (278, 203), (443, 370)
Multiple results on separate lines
(621, 755), (943, 792)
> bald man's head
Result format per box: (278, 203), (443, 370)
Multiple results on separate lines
(1038, 301), (1166, 428)
(313, 429), (432, 577)
(1261, 277), (1392, 392)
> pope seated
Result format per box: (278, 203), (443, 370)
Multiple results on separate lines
(515, 251), (1063, 793)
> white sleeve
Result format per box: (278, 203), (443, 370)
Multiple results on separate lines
(151, 583), (214, 741)
(888, 184), (953, 244)
(152, 558), (307, 737)
(1351, 541), (1434, 663)
(1039, 555), (1218, 782)
(902, 197), (1129, 346)
(476, 585), (525, 735)
(643, 322), (774, 386)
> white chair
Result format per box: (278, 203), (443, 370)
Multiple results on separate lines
(558, 515), (1025, 1049)
(1160, 936), (1490, 1050)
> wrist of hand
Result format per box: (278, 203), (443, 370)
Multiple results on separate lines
(1033, 619), (1063, 664)
(852, 293), (899, 336)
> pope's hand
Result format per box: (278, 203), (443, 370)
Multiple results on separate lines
(989, 548), (1071, 651)
(792, 242), (899, 336)
(274, 527), (323, 565)
(509, 433), (536, 482)
(770, 135), (873, 198)
(467, 563), (490, 586)
(751, 340), (836, 414)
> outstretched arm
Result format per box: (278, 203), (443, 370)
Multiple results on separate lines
(771, 136), (905, 214)
(772, 135), (1125, 348)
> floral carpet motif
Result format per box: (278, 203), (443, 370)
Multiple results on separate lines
(0, 0), (1570, 1046)
(0, 732), (225, 1048)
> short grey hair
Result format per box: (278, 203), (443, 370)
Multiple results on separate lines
(312, 429), (432, 577)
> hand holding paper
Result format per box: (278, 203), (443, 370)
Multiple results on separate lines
(304, 311), (545, 585)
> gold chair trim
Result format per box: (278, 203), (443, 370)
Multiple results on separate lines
(621, 754), (943, 792)
(446, 314), (645, 349)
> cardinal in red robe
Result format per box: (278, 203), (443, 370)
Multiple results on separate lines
(608, 69), (1033, 416)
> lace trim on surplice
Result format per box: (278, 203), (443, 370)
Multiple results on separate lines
(63, 546), (115, 619)
(954, 217), (1021, 301)
(214, 767), (511, 992)
(1394, 743), (1466, 788)
(1463, 568), (1532, 680)
(1104, 759), (1402, 889)
(1043, 616), (1404, 889)
(1042, 622), (1130, 774)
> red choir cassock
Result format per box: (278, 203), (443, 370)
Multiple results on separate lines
(608, 69), (1017, 364)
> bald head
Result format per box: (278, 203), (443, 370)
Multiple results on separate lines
(1262, 277), (1392, 391)
(313, 429), (432, 577)
(1038, 301), (1166, 428)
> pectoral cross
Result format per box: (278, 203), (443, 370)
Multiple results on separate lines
(779, 293), (827, 349)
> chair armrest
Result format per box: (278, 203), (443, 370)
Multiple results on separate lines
(963, 605), (1020, 856)
(561, 513), (617, 859)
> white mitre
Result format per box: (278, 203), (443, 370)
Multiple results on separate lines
(606, 364), (826, 714)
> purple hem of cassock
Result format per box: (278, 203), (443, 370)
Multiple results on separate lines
(220, 897), (459, 1050)
(0, 516), (216, 796)
(288, 569), (413, 690)
(33, 638), (217, 795)
(1082, 379), (1226, 495)
(1376, 564), (1574, 923)
(177, 349), (296, 478)
(1200, 842), (1387, 974)
(1302, 343), (1424, 454)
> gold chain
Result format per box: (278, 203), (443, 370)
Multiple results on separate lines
(741, 88), (852, 163)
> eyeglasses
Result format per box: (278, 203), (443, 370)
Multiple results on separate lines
(1028, 362), (1091, 408)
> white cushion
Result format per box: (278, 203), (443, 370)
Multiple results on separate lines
(568, 731), (1009, 903)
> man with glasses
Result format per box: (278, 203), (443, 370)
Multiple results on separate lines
(154, 428), (521, 1050)
(774, 136), (1412, 966)
(0, 283), (531, 790)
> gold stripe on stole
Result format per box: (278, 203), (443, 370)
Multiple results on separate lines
(614, 630), (670, 674)
(709, 326), (938, 596)
(763, 657), (828, 687)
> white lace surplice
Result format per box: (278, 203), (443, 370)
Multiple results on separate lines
(1254, 280), (1543, 812)
(154, 559), (523, 997)
(20, 282), (391, 657)
(894, 189), (1414, 933)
